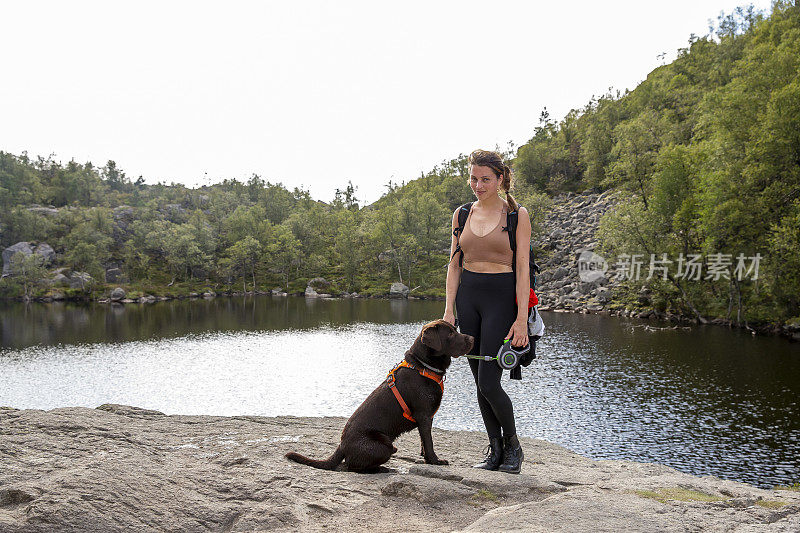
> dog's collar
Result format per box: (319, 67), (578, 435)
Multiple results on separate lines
(417, 359), (446, 375)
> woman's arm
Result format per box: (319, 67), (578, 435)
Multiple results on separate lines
(443, 208), (462, 324)
(506, 206), (532, 346)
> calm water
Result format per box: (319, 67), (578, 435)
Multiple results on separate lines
(1, 296), (798, 488)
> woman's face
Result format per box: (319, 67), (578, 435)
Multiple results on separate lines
(469, 164), (501, 200)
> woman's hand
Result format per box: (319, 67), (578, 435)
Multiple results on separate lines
(443, 310), (456, 326)
(505, 318), (529, 348)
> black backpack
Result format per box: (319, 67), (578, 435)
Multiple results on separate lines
(451, 202), (540, 288)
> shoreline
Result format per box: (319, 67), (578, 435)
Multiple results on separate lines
(3, 289), (798, 342)
(3, 192), (798, 342)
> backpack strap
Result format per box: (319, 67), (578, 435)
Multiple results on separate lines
(451, 202), (473, 267)
(504, 205), (541, 290)
(504, 207), (519, 269)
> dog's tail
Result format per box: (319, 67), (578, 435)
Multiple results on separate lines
(285, 446), (345, 470)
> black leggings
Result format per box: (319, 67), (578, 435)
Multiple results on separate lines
(455, 269), (517, 438)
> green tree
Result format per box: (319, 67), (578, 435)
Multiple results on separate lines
(605, 110), (668, 209)
(65, 242), (103, 283)
(227, 235), (262, 292)
(333, 209), (363, 291)
(332, 181), (359, 211)
(9, 252), (47, 299)
(264, 225), (300, 288)
(0, 208), (54, 248)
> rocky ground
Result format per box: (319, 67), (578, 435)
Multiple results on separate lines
(1, 404), (798, 532)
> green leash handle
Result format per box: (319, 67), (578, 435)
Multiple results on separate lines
(464, 339), (530, 370)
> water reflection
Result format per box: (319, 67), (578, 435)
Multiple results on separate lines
(1, 297), (798, 488)
(0, 297), (443, 349)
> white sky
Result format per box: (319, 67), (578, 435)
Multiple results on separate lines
(0, 0), (773, 205)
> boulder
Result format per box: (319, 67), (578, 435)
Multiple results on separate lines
(577, 282), (593, 295)
(389, 282), (409, 299)
(305, 286), (319, 298)
(49, 267), (69, 287)
(596, 288), (612, 304)
(2, 242), (33, 276)
(112, 206), (136, 243)
(159, 204), (187, 224)
(110, 287), (126, 301)
(34, 243), (56, 263)
(585, 300), (605, 312)
(69, 272), (93, 289)
(567, 290), (582, 300)
(578, 276), (606, 294)
(105, 268), (123, 283)
(307, 277), (330, 292)
(26, 206), (59, 217)
(112, 206), (135, 223)
(550, 266), (569, 282)
(2, 242), (57, 277)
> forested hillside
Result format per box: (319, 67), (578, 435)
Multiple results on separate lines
(515, 2), (799, 325)
(0, 149), (549, 299)
(1, 2), (798, 327)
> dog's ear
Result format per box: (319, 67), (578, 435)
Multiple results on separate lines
(421, 323), (444, 352)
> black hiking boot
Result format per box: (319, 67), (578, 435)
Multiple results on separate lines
(472, 437), (503, 470)
(498, 434), (524, 474)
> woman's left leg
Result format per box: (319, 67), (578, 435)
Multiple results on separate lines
(476, 301), (518, 437)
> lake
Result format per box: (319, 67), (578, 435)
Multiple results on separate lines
(1, 296), (798, 488)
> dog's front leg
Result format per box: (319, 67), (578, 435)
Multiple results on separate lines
(417, 416), (448, 465)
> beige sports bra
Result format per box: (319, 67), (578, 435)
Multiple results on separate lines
(459, 208), (514, 268)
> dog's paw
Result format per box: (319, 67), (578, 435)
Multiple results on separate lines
(426, 458), (449, 466)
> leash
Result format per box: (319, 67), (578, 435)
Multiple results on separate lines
(463, 354), (501, 361)
(462, 340), (531, 370)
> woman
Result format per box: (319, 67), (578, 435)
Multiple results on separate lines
(442, 149), (531, 474)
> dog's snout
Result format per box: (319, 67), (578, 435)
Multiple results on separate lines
(463, 334), (475, 353)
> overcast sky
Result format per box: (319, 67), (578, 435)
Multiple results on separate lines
(1, 0), (773, 204)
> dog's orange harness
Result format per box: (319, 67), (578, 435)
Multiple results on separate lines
(385, 360), (445, 423)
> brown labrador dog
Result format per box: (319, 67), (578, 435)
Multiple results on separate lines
(285, 319), (473, 472)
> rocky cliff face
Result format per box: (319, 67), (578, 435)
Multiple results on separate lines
(534, 191), (621, 314)
(1, 405), (798, 532)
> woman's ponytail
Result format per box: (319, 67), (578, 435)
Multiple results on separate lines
(501, 163), (519, 212)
